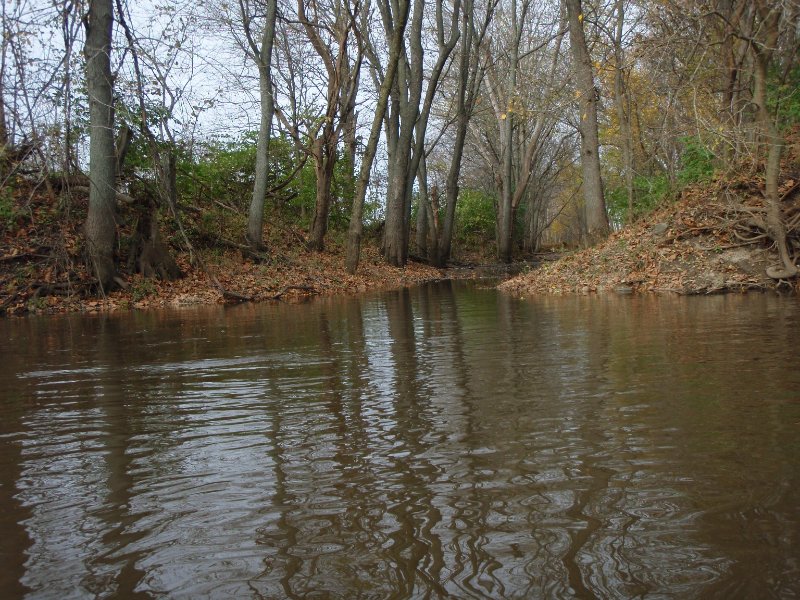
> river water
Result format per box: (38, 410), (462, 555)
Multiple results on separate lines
(1, 282), (798, 599)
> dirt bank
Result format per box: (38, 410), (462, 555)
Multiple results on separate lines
(501, 168), (800, 297)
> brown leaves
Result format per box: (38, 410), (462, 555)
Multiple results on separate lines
(501, 170), (800, 297)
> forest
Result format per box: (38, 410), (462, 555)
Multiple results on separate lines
(1, 0), (799, 314)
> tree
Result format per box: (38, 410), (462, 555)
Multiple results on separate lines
(474, 0), (566, 262)
(83, 0), (118, 291)
(433, 0), (497, 266)
(612, 0), (635, 222)
(382, 0), (460, 267)
(345, 0), (410, 273)
(241, 0), (279, 253)
(749, 1), (797, 279)
(565, 0), (608, 242)
(298, 0), (363, 252)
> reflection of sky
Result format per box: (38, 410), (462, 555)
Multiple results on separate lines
(17, 406), (116, 598)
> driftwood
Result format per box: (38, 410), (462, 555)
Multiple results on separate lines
(270, 285), (317, 300)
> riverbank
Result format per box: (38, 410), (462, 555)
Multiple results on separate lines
(501, 166), (800, 297)
(1, 236), (456, 316)
(0, 180), (457, 316)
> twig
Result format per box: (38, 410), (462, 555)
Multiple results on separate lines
(270, 285), (317, 300)
(0, 252), (51, 263)
(213, 199), (242, 214)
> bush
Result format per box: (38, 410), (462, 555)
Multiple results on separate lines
(455, 188), (496, 245)
(174, 133), (354, 234)
(0, 184), (23, 233)
(769, 66), (800, 128)
(677, 137), (715, 186)
(607, 137), (715, 223)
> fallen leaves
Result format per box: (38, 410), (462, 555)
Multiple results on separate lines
(501, 169), (800, 297)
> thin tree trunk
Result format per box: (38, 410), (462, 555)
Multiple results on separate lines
(750, 4), (796, 279)
(84, 0), (117, 291)
(613, 0), (635, 222)
(415, 154), (429, 258)
(565, 0), (609, 242)
(246, 0), (277, 252)
(438, 0), (495, 267)
(438, 112), (467, 266)
(0, 0), (10, 154)
(309, 139), (336, 251)
(497, 0), (520, 263)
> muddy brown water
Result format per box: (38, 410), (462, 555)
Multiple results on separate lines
(1, 282), (799, 599)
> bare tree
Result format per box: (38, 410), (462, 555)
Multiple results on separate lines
(612, 0), (635, 221)
(298, 0), (363, 251)
(432, 0), (497, 266)
(382, 0), (460, 267)
(0, 1), (11, 157)
(345, 0), (411, 273)
(478, 0), (565, 262)
(240, 0), (279, 253)
(114, 0), (182, 279)
(750, 1), (797, 279)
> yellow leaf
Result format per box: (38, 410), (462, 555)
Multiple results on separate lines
(578, 13), (584, 22)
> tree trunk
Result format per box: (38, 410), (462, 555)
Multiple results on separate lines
(309, 139), (336, 251)
(0, 0), (9, 156)
(750, 5), (796, 279)
(497, 0), (519, 263)
(0, 82), (8, 151)
(84, 0), (117, 292)
(384, 0), (459, 267)
(438, 0), (493, 267)
(341, 65), (358, 209)
(439, 112), (468, 267)
(415, 155), (429, 258)
(246, 0), (278, 252)
(613, 0), (635, 222)
(346, 0), (410, 274)
(565, 0), (609, 242)
(383, 0), (423, 267)
(129, 195), (181, 280)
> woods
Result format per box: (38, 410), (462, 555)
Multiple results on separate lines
(1, 0), (799, 309)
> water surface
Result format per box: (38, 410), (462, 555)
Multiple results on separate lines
(1, 283), (799, 598)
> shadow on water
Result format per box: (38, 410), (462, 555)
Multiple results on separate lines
(1, 285), (799, 598)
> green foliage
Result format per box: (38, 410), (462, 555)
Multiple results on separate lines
(282, 141), (355, 231)
(676, 137), (715, 186)
(176, 132), (258, 213)
(455, 188), (496, 244)
(769, 66), (800, 128)
(131, 277), (157, 302)
(607, 137), (715, 223)
(172, 133), (355, 239)
(0, 184), (24, 232)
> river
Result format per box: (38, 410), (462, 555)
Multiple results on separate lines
(1, 282), (798, 598)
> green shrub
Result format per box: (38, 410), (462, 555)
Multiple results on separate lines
(677, 137), (715, 186)
(455, 188), (496, 245)
(131, 277), (157, 302)
(769, 66), (800, 128)
(0, 185), (22, 232)
(607, 136), (715, 223)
